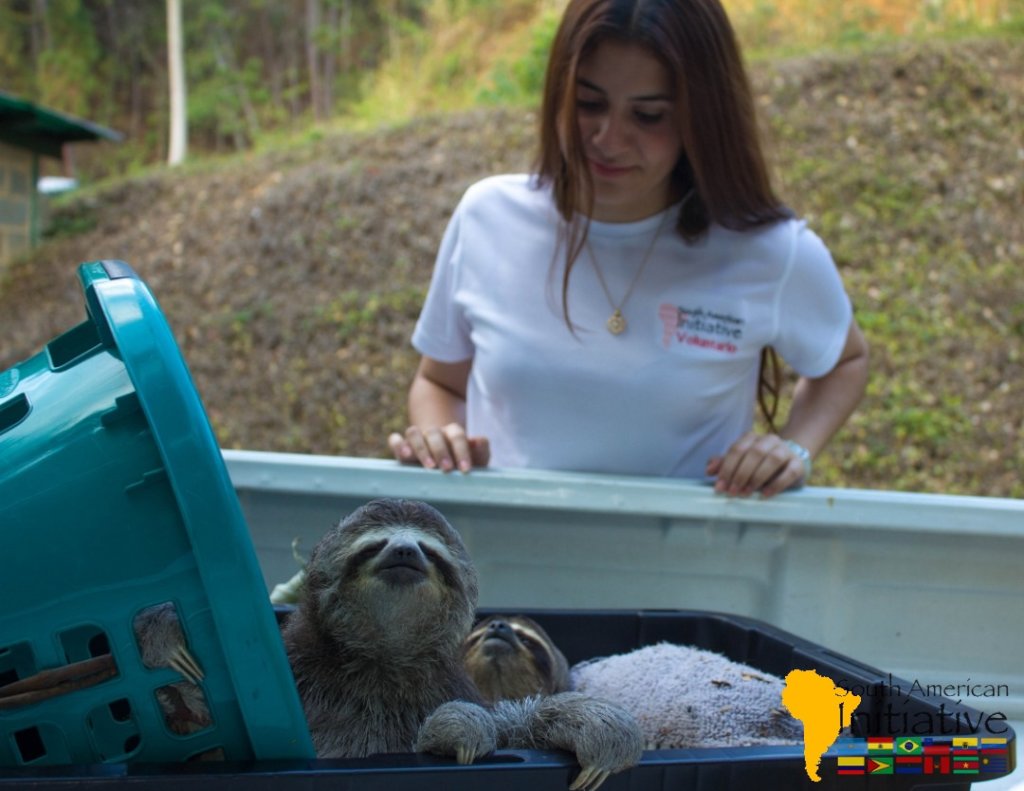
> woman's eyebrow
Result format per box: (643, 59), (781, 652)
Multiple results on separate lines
(576, 77), (672, 102)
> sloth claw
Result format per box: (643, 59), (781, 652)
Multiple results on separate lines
(168, 645), (204, 685)
(570, 766), (611, 791)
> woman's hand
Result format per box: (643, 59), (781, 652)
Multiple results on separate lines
(389, 424), (491, 473)
(708, 319), (868, 499)
(706, 431), (807, 499)
(391, 356), (489, 472)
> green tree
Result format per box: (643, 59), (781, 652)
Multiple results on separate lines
(35, 0), (103, 117)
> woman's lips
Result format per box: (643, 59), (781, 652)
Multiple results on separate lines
(589, 158), (634, 178)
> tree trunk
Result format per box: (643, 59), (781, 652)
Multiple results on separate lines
(260, 4), (284, 115)
(340, 0), (353, 74)
(306, 0), (323, 120)
(321, 0), (339, 117)
(387, 0), (401, 63)
(30, 0), (50, 74)
(167, 0), (188, 166)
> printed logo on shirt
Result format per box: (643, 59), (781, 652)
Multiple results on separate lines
(658, 303), (743, 354)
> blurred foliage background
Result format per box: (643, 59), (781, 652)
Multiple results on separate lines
(1, 0), (1020, 178)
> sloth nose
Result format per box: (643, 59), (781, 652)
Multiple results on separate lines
(487, 620), (513, 637)
(378, 539), (428, 571)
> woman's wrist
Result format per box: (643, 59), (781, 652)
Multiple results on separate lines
(782, 439), (812, 481)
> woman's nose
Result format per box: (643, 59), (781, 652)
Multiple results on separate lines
(591, 113), (629, 153)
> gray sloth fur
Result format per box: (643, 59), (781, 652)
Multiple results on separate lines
(281, 498), (643, 782)
(133, 602), (211, 735)
(418, 693), (645, 772)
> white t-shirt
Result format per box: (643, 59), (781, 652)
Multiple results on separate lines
(412, 174), (852, 479)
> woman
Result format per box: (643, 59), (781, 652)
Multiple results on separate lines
(388, 0), (868, 499)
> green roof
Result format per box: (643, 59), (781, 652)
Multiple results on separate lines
(0, 91), (122, 158)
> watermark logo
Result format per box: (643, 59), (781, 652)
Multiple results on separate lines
(781, 669), (1013, 782)
(831, 736), (1009, 776)
(782, 669), (862, 782)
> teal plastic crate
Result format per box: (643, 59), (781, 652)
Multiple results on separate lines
(0, 261), (314, 766)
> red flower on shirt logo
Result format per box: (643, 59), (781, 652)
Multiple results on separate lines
(659, 303), (686, 348)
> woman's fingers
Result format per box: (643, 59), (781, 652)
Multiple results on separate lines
(390, 425), (489, 473)
(388, 432), (414, 462)
(712, 432), (758, 494)
(423, 427), (454, 470)
(759, 456), (804, 499)
(442, 423), (473, 472)
(713, 432), (806, 498)
(468, 436), (491, 467)
(398, 425), (435, 469)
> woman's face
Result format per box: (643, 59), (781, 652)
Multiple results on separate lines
(575, 40), (683, 223)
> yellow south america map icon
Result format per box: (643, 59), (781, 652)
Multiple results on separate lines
(782, 669), (863, 782)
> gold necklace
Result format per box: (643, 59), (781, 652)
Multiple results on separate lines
(585, 209), (670, 335)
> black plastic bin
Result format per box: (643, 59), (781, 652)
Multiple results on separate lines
(0, 608), (1015, 790)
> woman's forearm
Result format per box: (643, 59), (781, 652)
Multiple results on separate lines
(408, 370), (467, 430)
(781, 320), (869, 457)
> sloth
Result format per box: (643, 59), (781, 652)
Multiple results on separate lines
(462, 614), (571, 703)
(133, 602), (211, 736)
(281, 498), (643, 791)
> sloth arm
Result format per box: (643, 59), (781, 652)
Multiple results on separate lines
(492, 693), (644, 772)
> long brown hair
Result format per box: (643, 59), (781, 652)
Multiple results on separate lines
(534, 0), (788, 430)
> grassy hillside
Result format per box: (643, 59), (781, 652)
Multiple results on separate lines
(1, 36), (1021, 498)
(348, 0), (1022, 123)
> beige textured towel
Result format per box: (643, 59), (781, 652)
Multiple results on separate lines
(571, 642), (803, 750)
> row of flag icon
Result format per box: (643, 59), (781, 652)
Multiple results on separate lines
(832, 737), (1010, 775)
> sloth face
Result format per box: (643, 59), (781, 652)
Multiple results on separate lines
(346, 526), (455, 587)
(462, 615), (571, 702)
(305, 499), (478, 652)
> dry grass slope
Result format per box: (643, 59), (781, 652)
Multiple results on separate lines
(1, 38), (1021, 497)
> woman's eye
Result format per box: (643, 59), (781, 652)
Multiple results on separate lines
(634, 110), (665, 125)
(576, 99), (604, 113)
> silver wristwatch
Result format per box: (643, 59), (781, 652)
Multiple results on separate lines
(783, 439), (812, 481)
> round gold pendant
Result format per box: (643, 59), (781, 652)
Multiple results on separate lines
(607, 310), (626, 335)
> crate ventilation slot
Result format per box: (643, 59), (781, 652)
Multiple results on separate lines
(0, 394), (30, 437)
